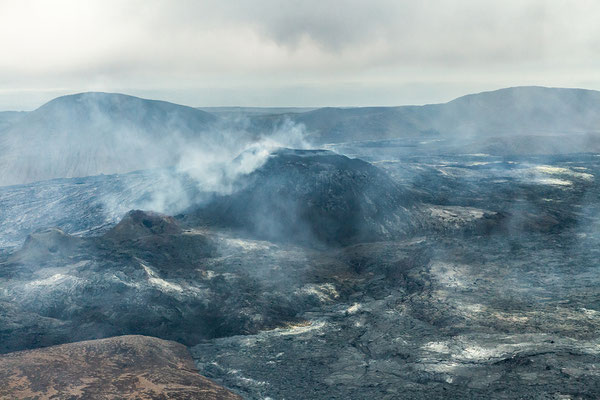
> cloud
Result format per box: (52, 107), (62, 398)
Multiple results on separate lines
(1, 0), (600, 109)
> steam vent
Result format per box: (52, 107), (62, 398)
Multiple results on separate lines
(2, 2), (600, 397)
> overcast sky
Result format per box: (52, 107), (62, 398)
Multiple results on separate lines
(1, 0), (599, 110)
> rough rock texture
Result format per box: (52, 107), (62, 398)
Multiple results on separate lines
(13, 228), (83, 263)
(0, 335), (241, 400)
(192, 234), (600, 399)
(105, 209), (183, 241)
(1, 149), (600, 399)
(0, 169), (198, 250)
(185, 148), (416, 246)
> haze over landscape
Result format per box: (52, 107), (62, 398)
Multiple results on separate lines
(1, 1), (600, 399)
(2, 0), (600, 110)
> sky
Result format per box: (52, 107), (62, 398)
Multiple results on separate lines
(1, 0), (599, 110)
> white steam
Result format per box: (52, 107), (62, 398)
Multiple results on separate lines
(100, 117), (312, 217)
(179, 118), (310, 193)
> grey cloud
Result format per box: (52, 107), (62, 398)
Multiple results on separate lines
(1, 0), (600, 109)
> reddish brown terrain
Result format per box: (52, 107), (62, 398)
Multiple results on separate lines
(0, 335), (240, 399)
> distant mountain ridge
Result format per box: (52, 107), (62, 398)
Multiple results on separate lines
(197, 106), (317, 116)
(2, 86), (600, 186)
(247, 87), (600, 144)
(0, 92), (217, 186)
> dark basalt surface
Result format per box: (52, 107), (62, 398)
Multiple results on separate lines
(1, 148), (600, 399)
(106, 209), (183, 240)
(184, 149), (417, 246)
(0, 151), (499, 355)
(192, 233), (600, 399)
(0, 335), (241, 399)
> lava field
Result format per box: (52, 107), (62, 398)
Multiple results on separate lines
(1, 144), (599, 399)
